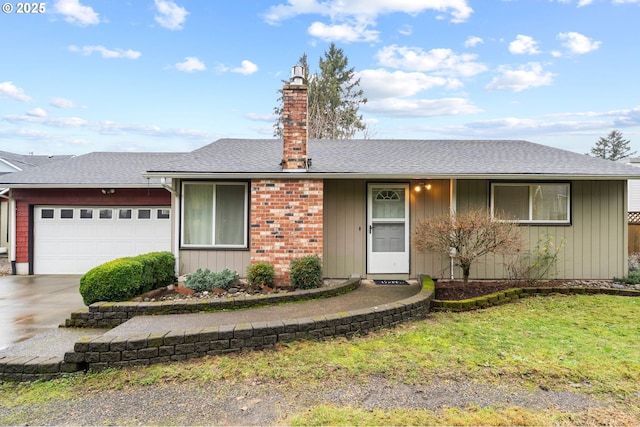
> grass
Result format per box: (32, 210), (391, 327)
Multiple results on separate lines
(1, 294), (639, 425)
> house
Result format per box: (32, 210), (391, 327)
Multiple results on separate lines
(142, 77), (640, 285)
(0, 151), (72, 256)
(0, 152), (175, 275)
(3, 74), (640, 281)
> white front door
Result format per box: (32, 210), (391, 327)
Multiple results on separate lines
(367, 184), (410, 274)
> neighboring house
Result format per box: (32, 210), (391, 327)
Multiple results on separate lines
(623, 157), (640, 253)
(0, 151), (72, 256)
(0, 152), (176, 275)
(142, 79), (640, 285)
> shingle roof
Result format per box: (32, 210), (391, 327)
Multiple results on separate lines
(0, 152), (179, 186)
(147, 138), (640, 179)
(0, 151), (72, 171)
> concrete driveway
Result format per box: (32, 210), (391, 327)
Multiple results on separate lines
(0, 275), (86, 350)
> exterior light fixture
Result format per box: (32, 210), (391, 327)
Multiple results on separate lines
(414, 182), (432, 192)
(101, 188), (115, 195)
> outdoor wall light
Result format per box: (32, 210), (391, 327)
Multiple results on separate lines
(101, 188), (115, 195)
(414, 182), (432, 192)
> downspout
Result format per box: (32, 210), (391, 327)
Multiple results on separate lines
(449, 179), (457, 280)
(0, 191), (17, 275)
(161, 178), (181, 277)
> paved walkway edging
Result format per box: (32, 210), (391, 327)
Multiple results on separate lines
(61, 286), (434, 374)
(64, 279), (361, 328)
(0, 279), (433, 381)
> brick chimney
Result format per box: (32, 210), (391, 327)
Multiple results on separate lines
(281, 66), (309, 172)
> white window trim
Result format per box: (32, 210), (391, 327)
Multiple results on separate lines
(490, 182), (571, 224)
(180, 181), (249, 249)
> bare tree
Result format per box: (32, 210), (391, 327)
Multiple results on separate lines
(414, 208), (523, 287)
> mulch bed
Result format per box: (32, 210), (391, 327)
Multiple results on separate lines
(434, 279), (567, 300)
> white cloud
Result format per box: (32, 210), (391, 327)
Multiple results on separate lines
(486, 62), (555, 92)
(154, 0), (189, 30)
(376, 45), (487, 77)
(398, 24), (413, 36)
(50, 97), (79, 109)
(465, 36), (483, 48)
(363, 97), (481, 117)
(68, 45), (141, 59)
(509, 35), (541, 55)
(358, 69), (460, 98)
(175, 57), (206, 72)
(219, 60), (259, 75)
(27, 108), (47, 118)
(263, 0), (473, 28)
(0, 82), (31, 102)
(245, 112), (277, 122)
(263, 1), (473, 44)
(557, 32), (601, 54)
(308, 21), (379, 42)
(53, 0), (100, 26)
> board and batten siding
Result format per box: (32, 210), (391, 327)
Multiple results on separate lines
(323, 179), (452, 279)
(452, 179), (628, 280)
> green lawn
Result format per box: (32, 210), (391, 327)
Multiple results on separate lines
(1, 294), (639, 426)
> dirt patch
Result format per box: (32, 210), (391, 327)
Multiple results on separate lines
(434, 279), (568, 300)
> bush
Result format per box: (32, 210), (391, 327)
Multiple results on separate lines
(185, 268), (239, 292)
(290, 255), (322, 289)
(79, 251), (176, 305)
(247, 262), (275, 287)
(614, 270), (640, 284)
(79, 258), (144, 305)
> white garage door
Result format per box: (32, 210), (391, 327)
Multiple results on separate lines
(34, 206), (172, 274)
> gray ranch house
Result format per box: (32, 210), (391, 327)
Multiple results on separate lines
(2, 77), (640, 281)
(143, 79), (640, 285)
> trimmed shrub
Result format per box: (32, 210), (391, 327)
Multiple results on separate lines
(185, 268), (239, 292)
(79, 251), (176, 305)
(290, 255), (322, 289)
(79, 258), (144, 305)
(247, 262), (275, 287)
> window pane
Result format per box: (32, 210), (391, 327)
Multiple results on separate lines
(138, 209), (151, 219)
(41, 209), (54, 219)
(215, 184), (245, 245)
(494, 185), (529, 220)
(372, 189), (405, 219)
(99, 209), (113, 219)
(532, 184), (569, 221)
(119, 209), (132, 219)
(157, 209), (170, 219)
(80, 209), (93, 219)
(60, 209), (74, 219)
(183, 184), (213, 245)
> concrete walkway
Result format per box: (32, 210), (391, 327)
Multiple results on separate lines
(0, 277), (430, 381)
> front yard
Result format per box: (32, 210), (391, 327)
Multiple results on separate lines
(1, 293), (638, 426)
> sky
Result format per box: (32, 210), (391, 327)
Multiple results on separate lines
(1, 0), (639, 157)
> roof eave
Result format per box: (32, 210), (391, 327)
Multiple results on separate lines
(142, 171), (640, 181)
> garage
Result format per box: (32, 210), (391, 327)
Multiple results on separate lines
(34, 205), (172, 274)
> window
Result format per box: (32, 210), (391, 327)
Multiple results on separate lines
(99, 209), (113, 219)
(157, 209), (170, 219)
(41, 209), (54, 219)
(138, 209), (151, 219)
(181, 182), (248, 248)
(60, 209), (74, 219)
(491, 183), (570, 224)
(118, 209), (132, 219)
(80, 209), (93, 219)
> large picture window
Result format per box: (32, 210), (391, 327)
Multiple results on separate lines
(491, 182), (570, 224)
(181, 182), (248, 248)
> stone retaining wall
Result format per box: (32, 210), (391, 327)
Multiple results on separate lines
(62, 287), (433, 373)
(64, 279), (361, 328)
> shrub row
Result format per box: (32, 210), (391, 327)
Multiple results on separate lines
(79, 252), (176, 306)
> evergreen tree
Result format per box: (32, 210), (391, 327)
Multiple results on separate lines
(274, 43), (368, 139)
(589, 129), (636, 161)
